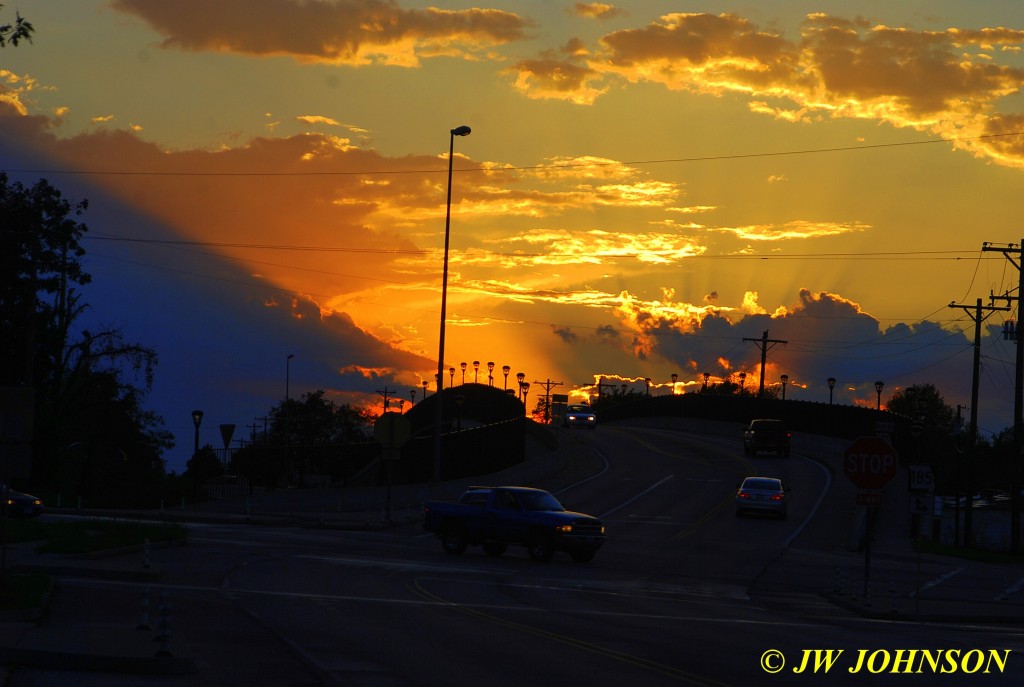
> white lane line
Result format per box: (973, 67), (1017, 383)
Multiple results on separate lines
(909, 567), (964, 598)
(599, 475), (675, 519)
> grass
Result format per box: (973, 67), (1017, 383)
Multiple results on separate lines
(914, 536), (1024, 564)
(0, 517), (188, 612)
(3, 517), (187, 554)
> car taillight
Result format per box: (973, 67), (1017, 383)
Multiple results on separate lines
(771, 494), (784, 501)
(737, 491), (751, 499)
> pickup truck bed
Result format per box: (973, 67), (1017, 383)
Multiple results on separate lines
(423, 486), (605, 562)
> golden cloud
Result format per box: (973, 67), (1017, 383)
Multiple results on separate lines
(712, 219), (871, 241)
(573, 3), (624, 21)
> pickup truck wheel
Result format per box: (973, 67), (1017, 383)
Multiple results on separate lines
(483, 541), (507, 557)
(570, 550), (595, 563)
(441, 525), (469, 554)
(527, 535), (554, 562)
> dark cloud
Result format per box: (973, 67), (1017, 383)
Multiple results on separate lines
(111, 0), (531, 65)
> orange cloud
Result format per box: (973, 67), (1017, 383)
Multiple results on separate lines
(509, 12), (1024, 168)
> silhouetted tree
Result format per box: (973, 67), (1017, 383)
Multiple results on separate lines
(1, 174), (172, 504)
(0, 5), (33, 47)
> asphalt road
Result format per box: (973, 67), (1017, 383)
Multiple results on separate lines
(9, 422), (1024, 686)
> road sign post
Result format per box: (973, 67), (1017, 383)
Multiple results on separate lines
(843, 436), (899, 601)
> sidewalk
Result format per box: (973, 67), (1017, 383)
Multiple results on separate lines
(1, 421), (1021, 683)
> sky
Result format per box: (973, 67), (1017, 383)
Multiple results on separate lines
(2, 1), (1023, 473)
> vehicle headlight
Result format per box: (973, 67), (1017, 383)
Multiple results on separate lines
(554, 524), (572, 533)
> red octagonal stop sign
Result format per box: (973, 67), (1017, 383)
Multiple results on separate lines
(843, 436), (899, 489)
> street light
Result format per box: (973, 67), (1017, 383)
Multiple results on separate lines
(433, 125), (471, 481)
(780, 374), (788, 400)
(703, 372), (710, 392)
(516, 372), (525, 399)
(739, 371), (746, 396)
(875, 380), (884, 410)
(286, 353), (294, 401)
(502, 365), (510, 391)
(827, 377), (836, 405)
(671, 373), (678, 393)
(487, 361), (495, 386)
(460, 362), (467, 385)
(449, 367), (455, 386)
(422, 380), (428, 398)
(521, 382), (530, 415)
(645, 377), (651, 395)
(191, 409), (204, 455)
(410, 388), (417, 405)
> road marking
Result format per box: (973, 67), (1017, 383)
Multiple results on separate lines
(909, 567), (964, 598)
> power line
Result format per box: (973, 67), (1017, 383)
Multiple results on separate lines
(84, 234), (997, 262)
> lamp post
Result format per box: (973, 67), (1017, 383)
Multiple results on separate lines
(191, 409), (204, 456)
(410, 388), (417, 405)
(644, 377), (651, 395)
(487, 361), (495, 386)
(502, 365), (510, 391)
(875, 380), (884, 410)
(449, 367), (455, 386)
(827, 377), (836, 405)
(516, 372), (525, 399)
(780, 374), (788, 400)
(460, 362), (467, 385)
(703, 372), (710, 392)
(671, 373), (678, 394)
(521, 382), (530, 416)
(739, 371), (746, 396)
(286, 353), (294, 401)
(422, 380), (428, 398)
(432, 124), (471, 482)
(473, 360), (480, 384)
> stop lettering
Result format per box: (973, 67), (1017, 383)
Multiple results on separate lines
(843, 436), (898, 490)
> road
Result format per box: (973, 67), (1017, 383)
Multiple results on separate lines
(22, 423), (1024, 686)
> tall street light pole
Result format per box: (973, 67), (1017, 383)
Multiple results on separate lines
(827, 377), (836, 405)
(433, 125), (471, 482)
(875, 380), (884, 410)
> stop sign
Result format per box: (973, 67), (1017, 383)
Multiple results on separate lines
(843, 436), (899, 489)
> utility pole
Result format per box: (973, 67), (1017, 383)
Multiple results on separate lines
(983, 240), (1022, 555)
(532, 379), (564, 424)
(948, 297), (1009, 546)
(376, 386), (397, 413)
(742, 330), (788, 396)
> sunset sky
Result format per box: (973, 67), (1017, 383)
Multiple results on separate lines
(3, 1), (1023, 472)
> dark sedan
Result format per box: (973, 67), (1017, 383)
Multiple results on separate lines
(3, 485), (44, 518)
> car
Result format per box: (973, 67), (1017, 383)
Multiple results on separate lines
(563, 404), (597, 430)
(735, 476), (788, 519)
(3, 484), (44, 518)
(743, 419), (791, 456)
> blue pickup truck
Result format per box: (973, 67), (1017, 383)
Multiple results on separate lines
(423, 486), (605, 562)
